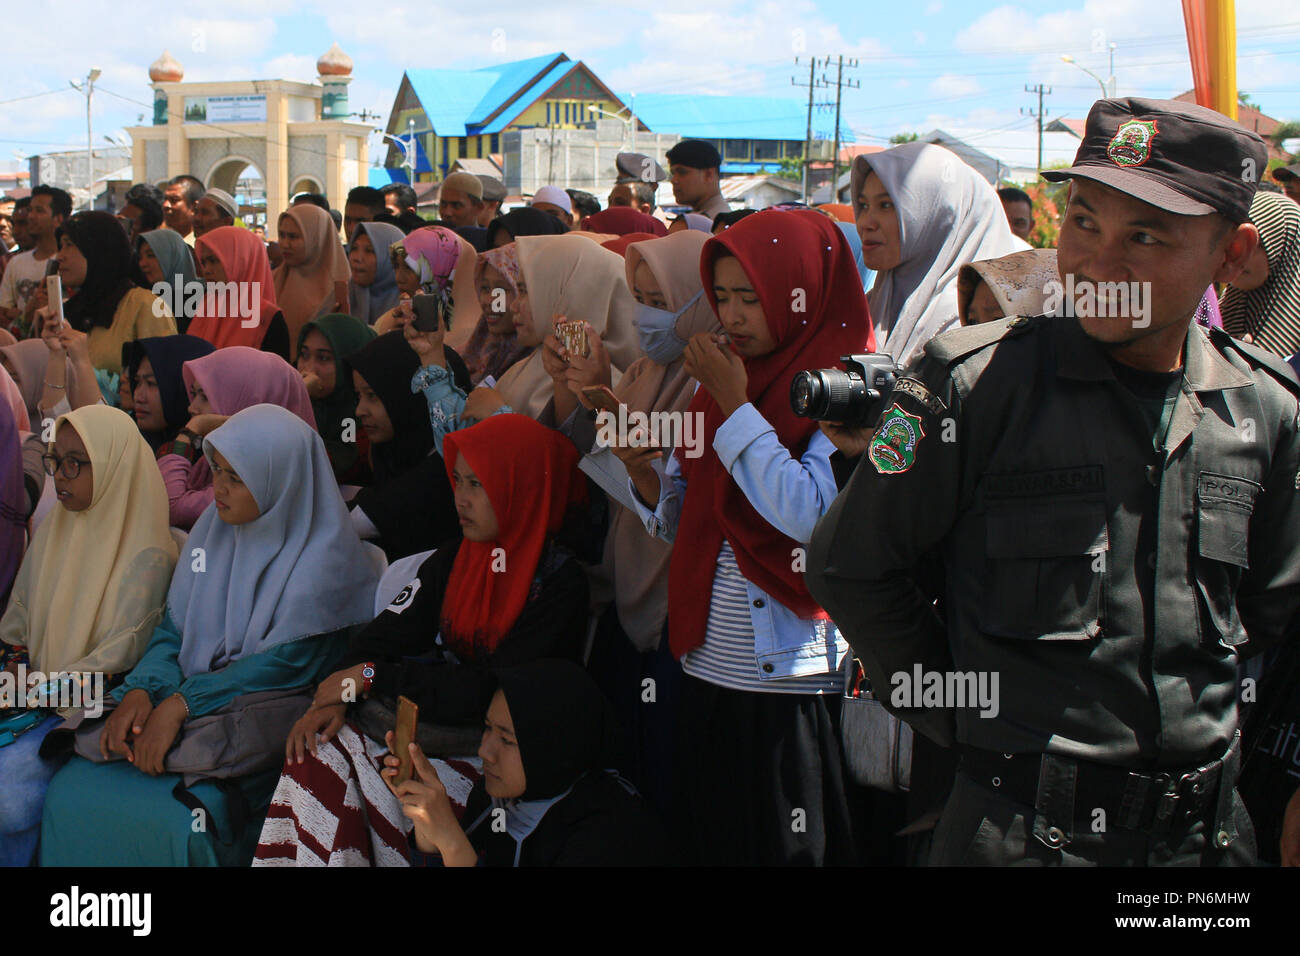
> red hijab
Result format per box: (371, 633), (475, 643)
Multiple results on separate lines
(601, 232), (661, 256)
(667, 209), (875, 659)
(439, 414), (587, 658)
(189, 227), (280, 349)
(584, 207), (668, 238)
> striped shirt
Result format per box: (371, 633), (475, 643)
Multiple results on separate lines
(682, 541), (843, 695)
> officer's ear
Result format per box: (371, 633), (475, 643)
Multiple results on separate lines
(1212, 220), (1260, 287)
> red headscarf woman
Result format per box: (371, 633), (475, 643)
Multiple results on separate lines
(190, 226), (289, 358)
(668, 208), (875, 655)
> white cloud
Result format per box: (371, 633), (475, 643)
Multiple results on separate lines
(930, 74), (982, 98)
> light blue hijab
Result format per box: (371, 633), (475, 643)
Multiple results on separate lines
(138, 228), (198, 329)
(835, 220), (874, 293)
(171, 403), (381, 677)
(347, 221), (406, 325)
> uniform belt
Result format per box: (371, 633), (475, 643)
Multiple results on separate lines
(958, 745), (1228, 833)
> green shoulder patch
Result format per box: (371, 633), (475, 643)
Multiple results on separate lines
(869, 403), (926, 475)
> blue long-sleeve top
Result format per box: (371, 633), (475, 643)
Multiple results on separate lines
(411, 364), (513, 458)
(113, 610), (349, 717)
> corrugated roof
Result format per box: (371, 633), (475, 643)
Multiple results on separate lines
(405, 53), (566, 136)
(466, 53), (567, 126)
(719, 175), (802, 200)
(630, 92), (836, 141)
(478, 61), (574, 134)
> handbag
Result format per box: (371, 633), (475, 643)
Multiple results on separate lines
(840, 656), (913, 793)
(69, 688), (314, 785)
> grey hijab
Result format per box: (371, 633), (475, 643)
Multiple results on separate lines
(851, 142), (1022, 367)
(347, 221), (406, 325)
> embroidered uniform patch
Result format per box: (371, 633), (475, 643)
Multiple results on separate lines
(385, 577), (421, 614)
(869, 403), (926, 475)
(1107, 118), (1158, 168)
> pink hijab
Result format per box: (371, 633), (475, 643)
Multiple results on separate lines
(175, 348), (317, 507)
(182, 348), (316, 428)
(0, 363), (30, 433)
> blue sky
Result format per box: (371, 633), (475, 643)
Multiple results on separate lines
(2, 0), (1297, 174)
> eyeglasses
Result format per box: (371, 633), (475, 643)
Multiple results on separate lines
(41, 453), (90, 479)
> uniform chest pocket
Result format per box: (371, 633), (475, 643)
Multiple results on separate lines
(979, 498), (1108, 641)
(1194, 473), (1259, 647)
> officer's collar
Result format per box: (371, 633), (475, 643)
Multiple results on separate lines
(1054, 316), (1253, 392)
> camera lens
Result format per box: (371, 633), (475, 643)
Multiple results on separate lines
(790, 371), (824, 418)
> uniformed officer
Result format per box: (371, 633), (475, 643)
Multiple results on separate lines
(665, 140), (731, 221)
(805, 97), (1300, 866)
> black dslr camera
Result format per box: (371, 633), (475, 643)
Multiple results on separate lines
(790, 354), (903, 427)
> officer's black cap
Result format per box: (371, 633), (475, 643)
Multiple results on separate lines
(1042, 97), (1268, 222)
(1274, 163), (1300, 183)
(616, 152), (666, 183)
(666, 140), (722, 171)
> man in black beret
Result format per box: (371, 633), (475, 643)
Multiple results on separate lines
(807, 97), (1300, 866)
(1272, 162), (1300, 204)
(666, 140), (729, 221)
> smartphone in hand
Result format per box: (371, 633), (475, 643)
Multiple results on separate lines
(392, 695), (419, 786)
(581, 384), (621, 415)
(411, 293), (446, 333)
(46, 275), (64, 329)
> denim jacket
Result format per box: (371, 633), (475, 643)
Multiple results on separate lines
(630, 401), (847, 681)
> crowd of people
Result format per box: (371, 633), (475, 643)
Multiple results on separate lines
(0, 96), (1299, 868)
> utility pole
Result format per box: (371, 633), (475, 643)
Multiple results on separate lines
(822, 56), (860, 200)
(1022, 84), (1052, 174)
(793, 57), (817, 202)
(70, 67), (102, 210)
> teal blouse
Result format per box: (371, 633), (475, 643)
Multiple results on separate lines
(113, 610), (348, 717)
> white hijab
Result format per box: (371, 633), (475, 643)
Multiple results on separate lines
(852, 142), (1022, 367)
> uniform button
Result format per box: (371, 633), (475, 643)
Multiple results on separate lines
(762, 663), (774, 673)
(1046, 826), (1065, 847)
(753, 598), (765, 609)
(1147, 553), (1157, 570)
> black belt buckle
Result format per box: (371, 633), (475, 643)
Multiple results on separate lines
(1151, 772), (1183, 829)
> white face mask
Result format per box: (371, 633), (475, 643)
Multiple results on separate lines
(633, 289), (704, 365)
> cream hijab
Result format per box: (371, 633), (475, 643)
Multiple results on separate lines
(0, 405), (177, 674)
(495, 234), (640, 418)
(273, 205), (351, 346)
(956, 249), (1060, 325)
(611, 230), (718, 650)
(851, 142), (1021, 366)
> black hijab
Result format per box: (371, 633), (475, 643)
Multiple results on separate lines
(486, 208), (567, 247)
(122, 334), (216, 449)
(59, 211), (138, 331)
(495, 659), (621, 801)
(345, 330), (471, 559)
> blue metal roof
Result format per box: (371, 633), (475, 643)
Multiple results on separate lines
(478, 61), (575, 134)
(405, 53), (567, 137)
(630, 92), (837, 141)
(466, 53), (565, 127)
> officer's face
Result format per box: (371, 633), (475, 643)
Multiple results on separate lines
(1057, 179), (1258, 360)
(710, 254), (776, 358)
(855, 171), (902, 271)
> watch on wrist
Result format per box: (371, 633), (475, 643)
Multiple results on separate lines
(360, 663), (376, 694)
